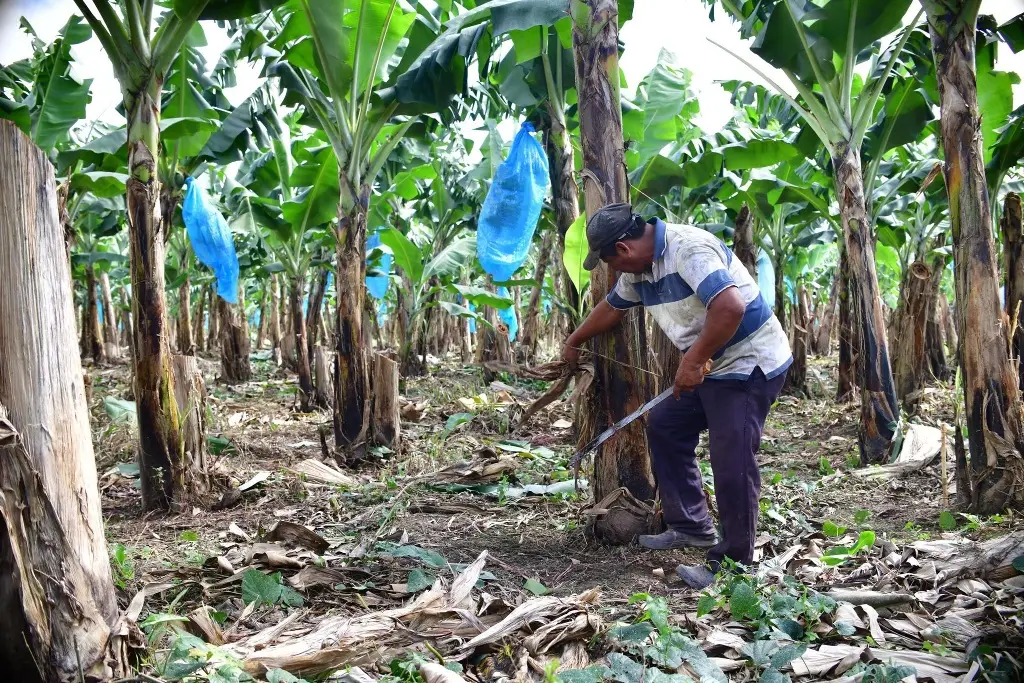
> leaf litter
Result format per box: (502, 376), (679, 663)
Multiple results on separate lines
(94, 355), (1023, 682)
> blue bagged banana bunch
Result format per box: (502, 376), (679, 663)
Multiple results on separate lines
(182, 177), (239, 304)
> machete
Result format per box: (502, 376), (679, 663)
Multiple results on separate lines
(569, 386), (674, 476)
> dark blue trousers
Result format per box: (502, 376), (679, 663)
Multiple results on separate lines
(645, 367), (786, 568)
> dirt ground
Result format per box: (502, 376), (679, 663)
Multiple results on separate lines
(91, 352), (1023, 681)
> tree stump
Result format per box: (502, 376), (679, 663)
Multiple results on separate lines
(314, 346), (334, 409)
(371, 352), (401, 450)
(171, 354), (208, 492)
(0, 119), (121, 681)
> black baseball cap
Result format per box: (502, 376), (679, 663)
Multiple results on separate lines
(583, 202), (644, 271)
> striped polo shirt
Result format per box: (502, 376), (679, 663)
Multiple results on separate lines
(607, 220), (792, 381)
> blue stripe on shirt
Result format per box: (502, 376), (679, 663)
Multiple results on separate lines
(712, 293), (773, 359)
(632, 273), (695, 306)
(696, 269), (736, 306)
(606, 290), (641, 310)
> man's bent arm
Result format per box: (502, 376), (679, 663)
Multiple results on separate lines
(684, 286), (745, 367)
(566, 300), (627, 351)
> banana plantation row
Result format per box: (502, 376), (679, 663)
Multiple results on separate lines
(1, 0), (1023, 679)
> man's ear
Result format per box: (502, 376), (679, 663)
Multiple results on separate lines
(615, 241), (630, 258)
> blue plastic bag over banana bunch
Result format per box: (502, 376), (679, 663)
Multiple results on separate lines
(365, 231), (393, 300)
(477, 122), (549, 282)
(182, 177), (239, 304)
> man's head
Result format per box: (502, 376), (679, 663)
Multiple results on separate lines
(583, 203), (655, 274)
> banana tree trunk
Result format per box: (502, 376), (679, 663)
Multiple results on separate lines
(836, 242), (856, 401)
(125, 81), (194, 511)
(833, 142), (898, 465)
(119, 287), (134, 360)
(334, 188), (371, 453)
(572, 0), (656, 544)
(520, 230), (554, 362)
(0, 119), (123, 681)
(929, 2), (1024, 512)
(85, 264), (105, 363)
(306, 267), (329, 362)
(732, 205), (757, 278)
(773, 256), (786, 331)
(784, 283), (809, 396)
(290, 276), (314, 412)
(544, 103), (581, 323)
(218, 288), (252, 383)
(892, 261), (932, 413)
(100, 272), (120, 360)
(207, 284), (219, 354)
(815, 273), (840, 356)
(270, 275), (282, 365)
(926, 246), (949, 380)
(177, 278), (194, 355)
(1002, 193), (1024, 390)
(192, 283), (206, 354)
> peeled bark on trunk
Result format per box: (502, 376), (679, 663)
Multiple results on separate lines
(306, 268), (329, 363)
(1002, 193), (1024, 390)
(520, 231), (554, 363)
(892, 262), (933, 413)
(218, 290), (252, 384)
(85, 264), (105, 363)
(573, 0), (656, 544)
(732, 205), (757, 279)
(314, 346), (333, 409)
(837, 243), (856, 401)
(177, 278), (195, 355)
(100, 272), (120, 361)
(784, 284), (809, 396)
(170, 354), (208, 489)
(125, 82), (191, 511)
(370, 352), (401, 450)
(833, 143), (898, 464)
(928, 2), (1024, 512)
(291, 277), (315, 412)
(0, 120), (122, 680)
(192, 283), (207, 354)
(334, 189), (371, 453)
(652, 318), (680, 392)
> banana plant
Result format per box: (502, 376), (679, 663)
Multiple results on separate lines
(377, 226), (511, 375)
(707, 0), (933, 464)
(70, 0), (287, 512)
(253, 0), (454, 449)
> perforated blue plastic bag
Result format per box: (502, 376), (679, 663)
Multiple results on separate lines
(497, 287), (518, 342)
(182, 177), (239, 304)
(757, 249), (775, 310)
(477, 122), (549, 281)
(365, 231), (392, 300)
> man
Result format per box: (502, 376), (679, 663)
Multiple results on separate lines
(562, 203), (791, 589)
